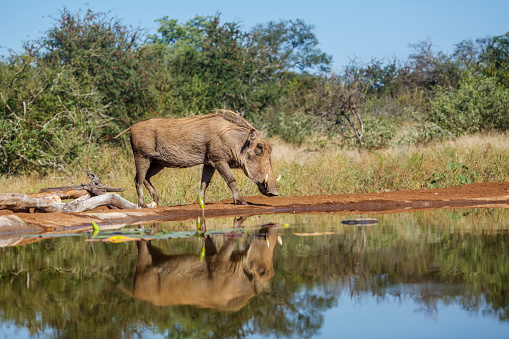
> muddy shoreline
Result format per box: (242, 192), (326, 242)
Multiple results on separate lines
(1, 182), (508, 246)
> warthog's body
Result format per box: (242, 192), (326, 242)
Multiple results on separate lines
(133, 228), (277, 310)
(127, 110), (278, 207)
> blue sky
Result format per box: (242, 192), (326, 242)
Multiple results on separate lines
(1, 0), (507, 69)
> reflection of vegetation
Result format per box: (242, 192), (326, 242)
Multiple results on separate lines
(1, 208), (509, 337)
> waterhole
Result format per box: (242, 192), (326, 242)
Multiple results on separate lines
(1, 208), (508, 338)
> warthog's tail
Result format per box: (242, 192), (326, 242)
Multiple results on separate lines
(113, 127), (132, 139)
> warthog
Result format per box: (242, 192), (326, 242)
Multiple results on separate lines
(117, 110), (278, 207)
(132, 228), (278, 310)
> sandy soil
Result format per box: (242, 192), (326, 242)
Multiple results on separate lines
(1, 182), (509, 246)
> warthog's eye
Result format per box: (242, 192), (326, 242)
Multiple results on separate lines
(257, 267), (266, 276)
(254, 143), (264, 156)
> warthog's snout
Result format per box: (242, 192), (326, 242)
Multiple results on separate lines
(257, 173), (279, 197)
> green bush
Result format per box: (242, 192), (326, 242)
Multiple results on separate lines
(268, 111), (311, 145)
(397, 122), (454, 146)
(423, 162), (478, 189)
(361, 115), (397, 149)
(0, 58), (111, 174)
(429, 76), (509, 135)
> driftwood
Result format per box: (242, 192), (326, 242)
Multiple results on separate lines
(0, 170), (141, 213)
(30, 189), (89, 200)
(0, 193), (140, 213)
(40, 170), (124, 196)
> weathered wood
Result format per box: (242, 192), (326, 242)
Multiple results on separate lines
(29, 189), (89, 200)
(40, 169), (124, 196)
(0, 193), (140, 213)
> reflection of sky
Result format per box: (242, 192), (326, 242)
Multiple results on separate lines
(320, 293), (509, 339)
(0, 322), (53, 338)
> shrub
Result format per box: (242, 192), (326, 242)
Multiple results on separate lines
(429, 75), (509, 135)
(267, 111), (311, 145)
(361, 115), (397, 149)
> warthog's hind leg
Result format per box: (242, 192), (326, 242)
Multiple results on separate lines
(200, 165), (216, 202)
(134, 156), (151, 208)
(144, 161), (165, 206)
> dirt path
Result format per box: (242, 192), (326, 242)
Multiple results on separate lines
(1, 182), (509, 246)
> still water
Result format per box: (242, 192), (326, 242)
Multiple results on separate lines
(1, 208), (508, 338)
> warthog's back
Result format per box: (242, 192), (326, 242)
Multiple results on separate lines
(130, 114), (244, 168)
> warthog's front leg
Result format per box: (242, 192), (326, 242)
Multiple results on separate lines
(213, 161), (248, 205)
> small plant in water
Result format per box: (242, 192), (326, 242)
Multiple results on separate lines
(91, 221), (101, 237)
(197, 194), (206, 261)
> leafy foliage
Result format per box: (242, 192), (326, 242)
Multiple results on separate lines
(429, 75), (509, 135)
(423, 162), (478, 189)
(0, 53), (110, 174)
(478, 32), (509, 87)
(148, 15), (331, 117)
(29, 8), (161, 127)
(306, 73), (366, 146)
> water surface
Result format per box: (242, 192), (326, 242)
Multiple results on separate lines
(1, 208), (508, 338)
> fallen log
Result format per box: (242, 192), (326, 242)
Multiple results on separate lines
(0, 193), (140, 213)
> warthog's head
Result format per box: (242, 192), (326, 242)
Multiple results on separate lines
(241, 130), (279, 197)
(241, 227), (278, 293)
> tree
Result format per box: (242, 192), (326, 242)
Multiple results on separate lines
(250, 19), (332, 73)
(308, 73), (365, 146)
(27, 8), (161, 127)
(478, 32), (509, 87)
(0, 8), (162, 174)
(148, 15), (332, 118)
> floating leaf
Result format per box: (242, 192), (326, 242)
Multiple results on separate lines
(91, 235), (139, 243)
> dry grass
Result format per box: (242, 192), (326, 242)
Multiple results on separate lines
(1, 133), (508, 205)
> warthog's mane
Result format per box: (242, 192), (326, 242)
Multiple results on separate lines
(213, 109), (256, 131)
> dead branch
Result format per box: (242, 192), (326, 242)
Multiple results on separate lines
(40, 169), (124, 196)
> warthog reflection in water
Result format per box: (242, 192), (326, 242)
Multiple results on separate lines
(133, 228), (278, 311)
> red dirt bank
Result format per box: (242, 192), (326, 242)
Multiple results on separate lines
(1, 182), (509, 245)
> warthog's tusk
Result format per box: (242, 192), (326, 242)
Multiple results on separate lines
(278, 235), (283, 246)
(276, 174), (281, 183)
(264, 174), (268, 189)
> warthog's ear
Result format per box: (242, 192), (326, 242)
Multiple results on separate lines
(241, 129), (257, 154)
